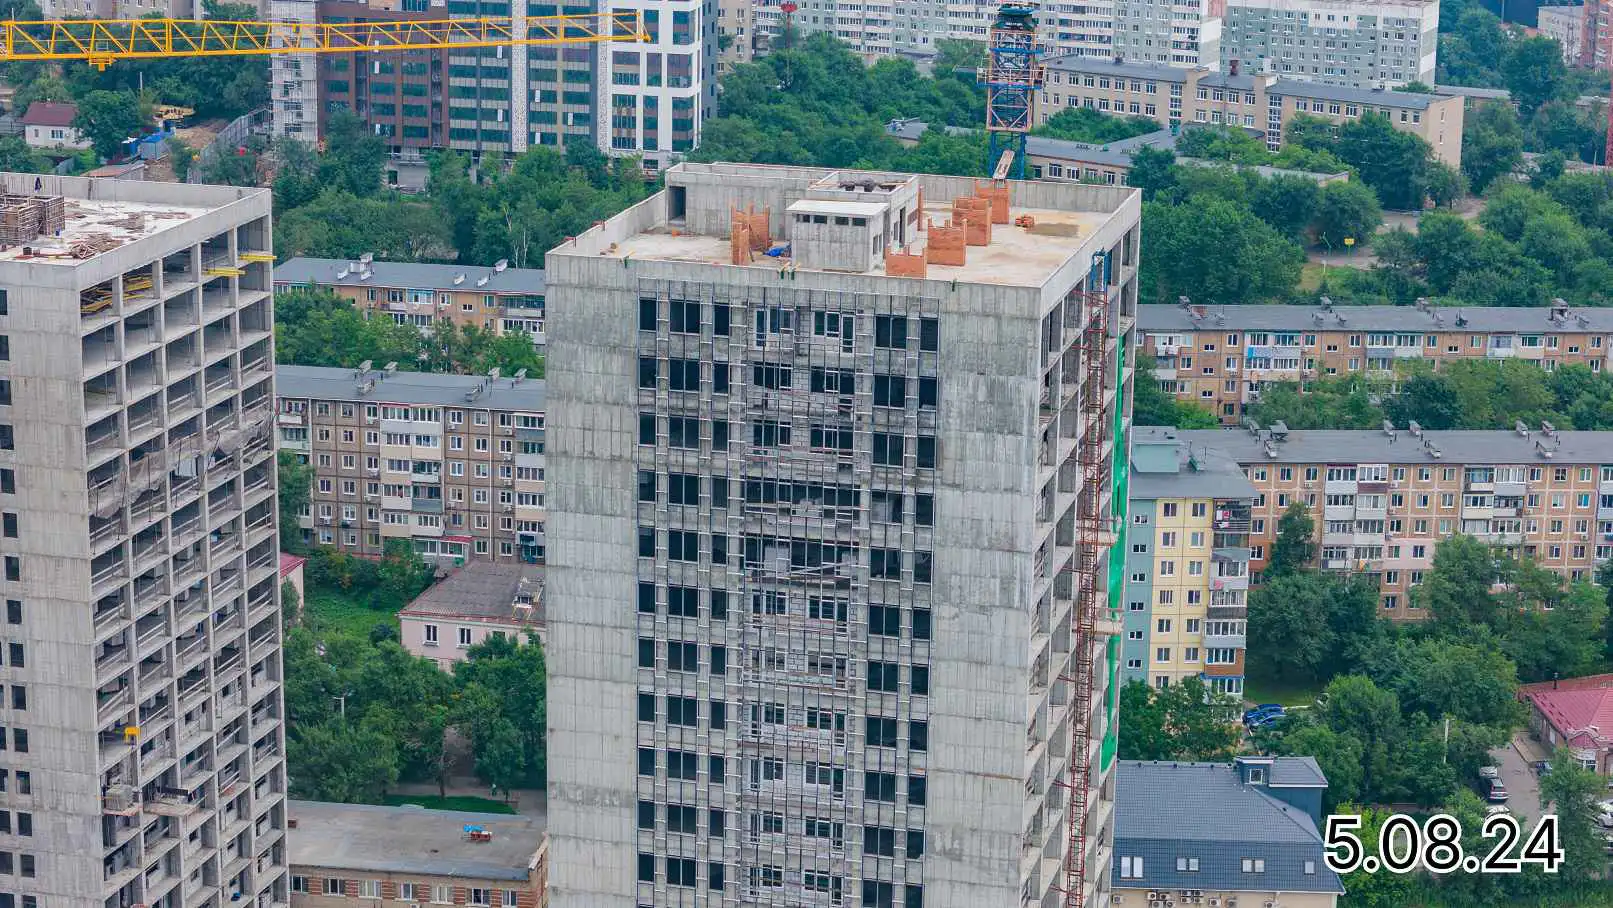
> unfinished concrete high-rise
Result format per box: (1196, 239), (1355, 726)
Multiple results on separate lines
(0, 175), (287, 908)
(544, 163), (1140, 908)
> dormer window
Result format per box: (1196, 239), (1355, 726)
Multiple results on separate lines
(1248, 766), (1265, 783)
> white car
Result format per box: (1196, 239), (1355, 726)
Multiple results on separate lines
(1485, 804), (1512, 817)
(1479, 766), (1500, 780)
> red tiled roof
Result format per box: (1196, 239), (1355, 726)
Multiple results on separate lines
(279, 553), (306, 579)
(1522, 674), (1613, 749)
(20, 102), (77, 128)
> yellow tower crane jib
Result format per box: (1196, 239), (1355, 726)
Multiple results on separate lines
(0, 12), (649, 68)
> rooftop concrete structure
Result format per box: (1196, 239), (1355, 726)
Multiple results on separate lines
(544, 162), (1141, 908)
(0, 172), (288, 908)
(287, 800), (547, 881)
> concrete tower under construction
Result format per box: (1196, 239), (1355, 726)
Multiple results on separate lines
(544, 162), (1138, 908)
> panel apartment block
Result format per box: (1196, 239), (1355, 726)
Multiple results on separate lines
(1221, 0), (1438, 88)
(1141, 300), (1613, 424)
(274, 257), (548, 350)
(0, 175), (288, 908)
(1171, 426), (1613, 620)
(1038, 55), (1463, 166)
(1123, 428), (1255, 695)
(544, 162), (1140, 908)
(276, 366), (547, 566)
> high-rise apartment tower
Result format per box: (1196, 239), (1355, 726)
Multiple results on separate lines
(545, 163), (1139, 908)
(0, 175), (288, 908)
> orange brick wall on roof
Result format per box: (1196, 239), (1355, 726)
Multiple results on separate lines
(885, 248), (928, 278)
(925, 219), (967, 266)
(974, 181), (1010, 224)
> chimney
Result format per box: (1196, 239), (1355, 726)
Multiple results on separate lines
(1229, 58), (1241, 76)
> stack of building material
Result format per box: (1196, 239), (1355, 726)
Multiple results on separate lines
(0, 196), (42, 245)
(38, 195), (65, 235)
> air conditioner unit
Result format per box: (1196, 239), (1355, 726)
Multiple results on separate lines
(1263, 902), (1277, 908)
(1208, 900), (1220, 908)
(501, 453), (513, 462)
(365, 416), (377, 424)
(1147, 895), (1162, 902)
(500, 426), (514, 435)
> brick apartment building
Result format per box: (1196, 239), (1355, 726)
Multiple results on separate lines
(1141, 300), (1613, 424)
(1168, 425), (1613, 619)
(276, 256), (547, 349)
(1040, 56), (1464, 167)
(276, 365), (546, 567)
(288, 800), (548, 908)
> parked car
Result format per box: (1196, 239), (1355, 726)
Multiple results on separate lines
(1243, 704), (1285, 726)
(1484, 778), (1509, 804)
(1485, 804), (1512, 817)
(1243, 704), (1282, 722)
(1478, 765), (1500, 780)
(1531, 760), (1551, 778)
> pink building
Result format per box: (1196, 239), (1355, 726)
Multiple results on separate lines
(1521, 673), (1613, 777)
(399, 562), (544, 669)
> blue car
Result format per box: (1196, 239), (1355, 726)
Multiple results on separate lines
(1243, 704), (1286, 726)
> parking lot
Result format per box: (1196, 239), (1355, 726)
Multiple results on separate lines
(1491, 736), (1543, 826)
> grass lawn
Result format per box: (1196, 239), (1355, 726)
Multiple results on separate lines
(1298, 261), (1327, 292)
(381, 794), (517, 814)
(302, 584), (399, 639)
(1242, 677), (1324, 708)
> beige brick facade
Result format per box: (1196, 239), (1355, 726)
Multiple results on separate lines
(1040, 56), (1464, 167)
(277, 366), (546, 567)
(1169, 428), (1613, 620)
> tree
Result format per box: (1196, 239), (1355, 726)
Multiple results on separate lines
(316, 110), (387, 197)
(1140, 197), (1304, 306)
(1248, 173), (1321, 240)
(1332, 113), (1437, 210)
(472, 718), (527, 801)
(455, 633), (548, 788)
(1117, 677), (1240, 762)
(281, 582), (301, 627)
(277, 451), (312, 552)
(1538, 748), (1606, 881)
(166, 136), (196, 182)
(272, 138), (322, 210)
(1268, 502), (1316, 576)
(932, 38), (985, 75)
(1133, 351), (1217, 428)
(1313, 179), (1383, 248)
(375, 538), (433, 611)
(287, 719), (400, 803)
(1361, 635), (1524, 728)
(1417, 534), (1503, 627)
(1424, 161), (1467, 209)
(72, 90), (146, 161)
(1331, 805), (1418, 907)
(1248, 374), (1386, 429)
(1321, 675), (1407, 802)
(1125, 146), (1176, 201)
(1461, 101), (1525, 193)
(1247, 570), (1380, 686)
(1272, 724), (1363, 810)
(1598, 558), (1613, 663)
(1035, 106), (1160, 144)
(1386, 372), (1464, 429)
(1502, 35), (1569, 116)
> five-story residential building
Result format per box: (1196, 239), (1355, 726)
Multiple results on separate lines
(1173, 425), (1613, 620)
(275, 257), (548, 349)
(1124, 428), (1255, 694)
(1141, 300), (1613, 424)
(276, 365), (547, 567)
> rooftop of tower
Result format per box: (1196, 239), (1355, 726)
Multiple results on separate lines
(0, 172), (267, 266)
(552, 162), (1139, 289)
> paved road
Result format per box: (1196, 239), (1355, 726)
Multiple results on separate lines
(1491, 736), (1542, 826)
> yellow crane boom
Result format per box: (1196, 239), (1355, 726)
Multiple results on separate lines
(0, 12), (647, 68)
